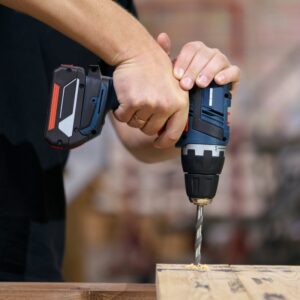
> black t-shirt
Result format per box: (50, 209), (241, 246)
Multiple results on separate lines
(0, 1), (137, 281)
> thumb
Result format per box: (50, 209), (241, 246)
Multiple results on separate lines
(156, 32), (171, 55)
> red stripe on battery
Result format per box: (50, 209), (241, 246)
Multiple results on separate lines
(48, 83), (60, 131)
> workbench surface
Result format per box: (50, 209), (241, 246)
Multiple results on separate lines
(1, 265), (299, 300)
(156, 264), (300, 300)
(0, 283), (156, 300)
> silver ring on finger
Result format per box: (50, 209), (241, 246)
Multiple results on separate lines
(133, 114), (147, 124)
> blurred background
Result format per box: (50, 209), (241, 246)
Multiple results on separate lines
(62, 0), (300, 282)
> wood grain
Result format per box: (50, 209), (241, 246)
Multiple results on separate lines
(0, 283), (156, 300)
(156, 264), (300, 300)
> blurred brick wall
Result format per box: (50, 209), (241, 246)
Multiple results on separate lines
(135, 0), (300, 75)
(135, 0), (244, 61)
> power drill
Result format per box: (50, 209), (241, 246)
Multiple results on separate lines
(176, 82), (231, 264)
(45, 65), (231, 264)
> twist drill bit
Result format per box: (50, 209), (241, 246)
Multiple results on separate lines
(195, 205), (203, 265)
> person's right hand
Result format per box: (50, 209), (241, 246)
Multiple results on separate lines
(156, 33), (240, 92)
(113, 41), (189, 149)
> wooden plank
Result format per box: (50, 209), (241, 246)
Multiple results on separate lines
(0, 283), (156, 300)
(156, 264), (300, 300)
(235, 265), (300, 300)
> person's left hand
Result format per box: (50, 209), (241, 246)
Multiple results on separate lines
(156, 33), (240, 92)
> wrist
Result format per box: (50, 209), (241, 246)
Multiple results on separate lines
(111, 33), (164, 66)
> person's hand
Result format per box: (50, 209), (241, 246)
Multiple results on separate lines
(113, 41), (189, 149)
(156, 33), (240, 92)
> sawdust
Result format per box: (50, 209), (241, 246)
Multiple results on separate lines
(185, 264), (209, 271)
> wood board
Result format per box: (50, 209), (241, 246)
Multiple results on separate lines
(0, 283), (156, 300)
(156, 264), (300, 300)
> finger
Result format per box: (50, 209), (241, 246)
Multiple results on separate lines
(173, 42), (203, 80)
(141, 113), (168, 136)
(156, 32), (171, 55)
(154, 109), (188, 149)
(128, 110), (153, 129)
(179, 48), (215, 90)
(128, 116), (148, 129)
(214, 65), (241, 86)
(114, 103), (137, 123)
(195, 51), (230, 88)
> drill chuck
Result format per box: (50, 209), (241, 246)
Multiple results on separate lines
(182, 144), (226, 202)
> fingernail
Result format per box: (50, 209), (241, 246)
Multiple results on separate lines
(174, 68), (184, 79)
(182, 77), (193, 89)
(197, 75), (208, 86)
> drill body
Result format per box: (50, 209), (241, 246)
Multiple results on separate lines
(177, 83), (231, 204)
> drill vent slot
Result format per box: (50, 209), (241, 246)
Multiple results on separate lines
(202, 108), (223, 117)
(98, 89), (105, 113)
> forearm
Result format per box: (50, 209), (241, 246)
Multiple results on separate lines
(1, 0), (190, 153)
(111, 116), (180, 163)
(0, 0), (155, 65)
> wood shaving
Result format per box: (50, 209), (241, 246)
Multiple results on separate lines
(185, 264), (209, 271)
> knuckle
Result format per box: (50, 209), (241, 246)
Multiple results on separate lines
(125, 94), (139, 108)
(146, 98), (156, 110)
(193, 41), (204, 49)
(200, 48), (214, 60)
(233, 65), (241, 74)
(183, 42), (195, 51)
(133, 97), (145, 108)
(185, 41), (203, 52)
(212, 48), (221, 55)
(142, 95), (159, 110)
(233, 66), (241, 80)
(219, 53), (228, 63)
(158, 101), (170, 115)
(127, 94), (148, 109)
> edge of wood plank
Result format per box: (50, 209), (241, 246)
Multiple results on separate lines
(0, 282), (156, 292)
(156, 264), (300, 272)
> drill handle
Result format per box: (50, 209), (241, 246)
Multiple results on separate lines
(104, 76), (119, 111)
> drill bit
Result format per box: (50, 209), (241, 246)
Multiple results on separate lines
(195, 205), (203, 265)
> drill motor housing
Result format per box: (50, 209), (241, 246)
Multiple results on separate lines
(176, 82), (232, 202)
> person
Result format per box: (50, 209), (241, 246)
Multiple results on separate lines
(0, 0), (240, 281)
